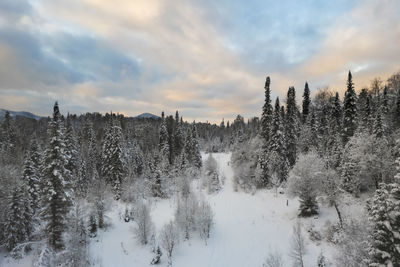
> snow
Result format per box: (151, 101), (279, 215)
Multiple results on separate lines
(1, 152), (353, 266)
(88, 152), (341, 267)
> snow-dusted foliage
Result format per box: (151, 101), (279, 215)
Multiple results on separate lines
(340, 133), (394, 195)
(288, 152), (325, 217)
(231, 135), (262, 192)
(204, 153), (221, 193)
(134, 201), (155, 245)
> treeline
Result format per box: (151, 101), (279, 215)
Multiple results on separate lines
(0, 103), (207, 264)
(231, 70), (400, 266)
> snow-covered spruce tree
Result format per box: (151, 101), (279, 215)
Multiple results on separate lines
(372, 106), (385, 138)
(357, 89), (372, 134)
(396, 88), (400, 128)
(64, 114), (78, 177)
(367, 182), (400, 266)
(159, 111), (170, 173)
(41, 102), (72, 250)
(173, 111), (184, 160)
(259, 76), (273, 187)
(126, 138), (144, 178)
(285, 86), (299, 167)
(342, 71), (358, 144)
(160, 221), (179, 267)
(101, 120), (125, 200)
(204, 153), (221, 193)
(302, 82), (311, 123)
(288, 152), (324, 217)
(75, 157), (88, 198)
(268, 97), (289, 183)
(134, 201), (155, 245)
(332, 91), (342, 130)
(184, 123), (202, 170)
(81, 119), (98, 182)
(0, 110), (17, 164)
(22, 140), (41, 213)
(3, 185), (29, 251)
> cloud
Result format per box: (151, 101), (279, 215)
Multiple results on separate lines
(0, 0), (399, 122)
(301, 0), (400, 91)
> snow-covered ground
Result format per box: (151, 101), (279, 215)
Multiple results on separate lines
(2, 152), (364, 266)
(88, 152), (346, 267)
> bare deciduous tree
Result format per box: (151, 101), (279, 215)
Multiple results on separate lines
(160, 221), (179, 266)
(134, 201), (154, 245)
(289, 221), (306, 267)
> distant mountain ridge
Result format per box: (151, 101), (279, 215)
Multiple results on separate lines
(0, 109), (160, 121)
(0, 108), (43, 121)
(133, 113), (160, 119)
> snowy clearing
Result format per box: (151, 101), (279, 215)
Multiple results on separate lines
(85, 152), (351, 267)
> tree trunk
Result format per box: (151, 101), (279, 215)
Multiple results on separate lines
(334, 201), (343, 228)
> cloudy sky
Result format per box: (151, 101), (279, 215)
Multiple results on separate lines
(0, 0), (399, 122)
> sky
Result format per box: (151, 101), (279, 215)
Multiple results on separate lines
(0, 0), (399, 122)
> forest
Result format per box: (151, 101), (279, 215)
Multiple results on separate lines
(0, 70), (400, 266)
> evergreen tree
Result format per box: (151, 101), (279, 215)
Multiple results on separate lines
(0, 111), (17, 163)
(332, 92), (342, 130)
(340, 148), (360, 196)
(22, 140), (41, 212)
(174, 111), (184, 160)
(359, 90), (373, 133)
(373, 107), (384, 138)
(302, 82), (311, 123)
(286, 86), (299, 167)
(395, 88), (400, 128)
(159, 112), (170, 172)
(259, 76), (273, 187)
(3, 185), (29, 251)
(342, 71), (358, 144)
(367, 183), (400, 266)
(382, 86), (389, 116)
(184, 124), (202, 169)
(101, 121), (125, 200)
(261, 76), (273, 142)
(41, 102), (72, 250)
(64, 115), (78, 176)
(268, 98), (289, 183)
